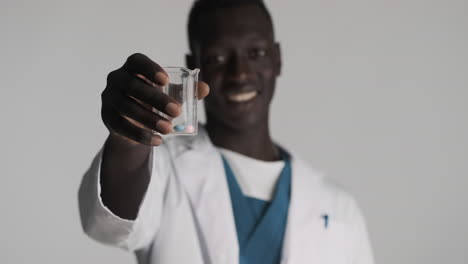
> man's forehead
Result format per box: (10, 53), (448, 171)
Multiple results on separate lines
(198, 5), (274, 42)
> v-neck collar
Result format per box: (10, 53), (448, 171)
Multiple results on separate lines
(221, 150), (292, 264)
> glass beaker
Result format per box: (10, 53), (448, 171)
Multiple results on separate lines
(159, 67), (199, 135)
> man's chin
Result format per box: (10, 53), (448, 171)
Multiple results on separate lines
(218, 115), (265, 132)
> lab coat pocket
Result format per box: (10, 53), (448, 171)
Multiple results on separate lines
(294, 219), (351, 264)
(321, 220), (352, 264)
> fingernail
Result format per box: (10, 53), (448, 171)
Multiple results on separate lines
(156, 72), (168, 85)
(166, 102), (180, 117)
(156, 120), (172, 134)
(151, 136), (162, 146)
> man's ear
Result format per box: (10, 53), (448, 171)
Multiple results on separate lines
(273, 42), (282, 76)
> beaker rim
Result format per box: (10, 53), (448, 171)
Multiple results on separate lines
(163, 66), (199, 75)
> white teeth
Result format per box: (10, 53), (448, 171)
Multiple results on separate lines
(228, 91), (257, 102)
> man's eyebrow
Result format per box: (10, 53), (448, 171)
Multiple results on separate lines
(202, 43), (227, 51)
(200, 32), (272, 49)
(243, 32), (273, 42)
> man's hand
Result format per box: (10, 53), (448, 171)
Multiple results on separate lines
(101, 53), (210, 146)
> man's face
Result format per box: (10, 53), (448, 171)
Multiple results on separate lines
(193, 5), (281, 131)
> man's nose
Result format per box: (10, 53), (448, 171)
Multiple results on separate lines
(227, 54), (251, 83)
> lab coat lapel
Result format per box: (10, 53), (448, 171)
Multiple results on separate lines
(282, 155), (329, 263)
(173, 131), (239, 264)
(172, 131), (334, 264)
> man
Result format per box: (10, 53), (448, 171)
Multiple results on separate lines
(79, 0), (375, 263)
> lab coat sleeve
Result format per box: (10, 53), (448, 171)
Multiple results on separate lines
(78, 143), (171, 251)
(350, 198), (375, 264)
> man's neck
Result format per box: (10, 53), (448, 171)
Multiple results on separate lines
(206, 119), (280, 161)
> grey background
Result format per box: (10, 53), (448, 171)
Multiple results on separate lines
(1, 0), (467, 263)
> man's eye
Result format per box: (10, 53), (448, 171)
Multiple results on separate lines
(205, 54), (226, 65)
(249, 48), (268, 59)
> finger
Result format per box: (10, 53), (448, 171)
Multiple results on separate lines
(110, 132), (142, 146)
(112, 93), (173, 134)
(197, 81), (210, 100)
(122, 53), (168, 86)
(102, 103), (163, 146)
(108, 70), (181, 117)
(135, 73), (160, 90)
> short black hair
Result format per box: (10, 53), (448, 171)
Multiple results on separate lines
(187, 0), (274, 53)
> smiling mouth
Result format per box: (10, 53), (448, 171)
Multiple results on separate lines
(227, 91), (258, 103)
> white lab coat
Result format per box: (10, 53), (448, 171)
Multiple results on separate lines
(78, 126), (374, 264)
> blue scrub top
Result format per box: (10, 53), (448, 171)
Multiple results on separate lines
(222, 150), (292, 264)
